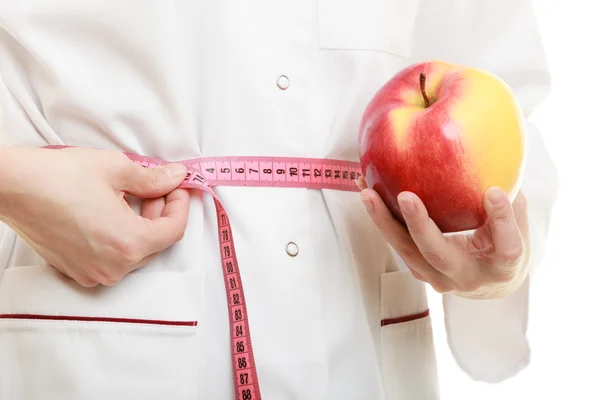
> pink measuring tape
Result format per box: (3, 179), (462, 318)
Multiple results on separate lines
(45, 145), (362, 400)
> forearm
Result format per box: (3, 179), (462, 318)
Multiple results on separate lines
(0, 145), (38, 220)
(0, 146), (17, 216)
(0, 146), (15, 209)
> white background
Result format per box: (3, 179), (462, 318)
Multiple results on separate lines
(428, 1), (600, 398)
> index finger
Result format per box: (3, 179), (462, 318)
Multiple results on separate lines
(398, 191), (469, 279)
(360, 187), (455, 292)
(137, 188), (191, 253)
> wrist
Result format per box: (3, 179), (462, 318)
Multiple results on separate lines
(453, 270), (528, 300)
(453, 248), (531, 300)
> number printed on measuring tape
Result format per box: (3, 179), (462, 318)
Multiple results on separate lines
(186, 156), (362, 190)
(43, 146), (361, 400)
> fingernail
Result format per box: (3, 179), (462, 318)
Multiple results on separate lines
(360, 194), (373, 212)
(165, 163), (187, 179)
(398, 193), (415, 215)
(488, 187), (505, 205)
(354, 176), (365, 189)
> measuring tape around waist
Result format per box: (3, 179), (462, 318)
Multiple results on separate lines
(44, 145), (362, 400)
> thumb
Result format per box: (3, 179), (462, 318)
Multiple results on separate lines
(122, 162), (188, 198)
(483, 186), (523, 263)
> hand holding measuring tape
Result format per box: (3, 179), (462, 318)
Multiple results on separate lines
(0, 146), (190, 288)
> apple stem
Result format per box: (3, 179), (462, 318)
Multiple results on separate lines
(419, 72), (431, 108)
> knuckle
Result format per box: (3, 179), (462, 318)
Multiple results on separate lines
(77, 276), (99, 288)
(515, 191), (527, 209)
(121, 249), (141, 266)
(409, 269), (424, 282)
(94, 269), (124, 286)
(431, 280), (453, 294)
(491, 267), (518, 284)
(456, 278), (481, 293)
(110, 151), (134, 170)
(395, 246), (419, 263)
(175, 229), (185, 242)
(422, 251), (447, 268)
(493, 209), (509, 223)
(408, 221), (427, 236)
(374, 214), (394, 230)
(495, 204), (513, 222)
(149, 171), (162, 188)
(112, 235), (143, 266)
(499, 246), (523, 264)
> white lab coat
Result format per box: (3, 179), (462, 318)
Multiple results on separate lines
(0, 1), (559, 399)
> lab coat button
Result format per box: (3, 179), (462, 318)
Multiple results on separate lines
(285, 241), (299, 257)
(276, 75), (290, 90)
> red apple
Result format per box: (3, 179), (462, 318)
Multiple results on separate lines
(358, 60), (526, 233)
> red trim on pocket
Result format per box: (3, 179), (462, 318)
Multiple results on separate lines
(0, 314), (198, 326)
(381, 309), (429, 327)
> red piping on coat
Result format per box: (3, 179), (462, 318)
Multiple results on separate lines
(381, 309), (430, 326)
(0, 313), (198, 326)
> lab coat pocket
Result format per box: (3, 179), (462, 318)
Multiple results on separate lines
(380, 270), (439, 400)
(317, 0), (421, 58)
(0, 265), (202, 400)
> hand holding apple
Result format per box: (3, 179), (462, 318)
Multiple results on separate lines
(356, 60), (531, 298)
(357, 177), (530, 299)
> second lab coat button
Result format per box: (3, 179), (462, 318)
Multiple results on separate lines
(276, 75), (290, 90)
(285, 242), (299, 257)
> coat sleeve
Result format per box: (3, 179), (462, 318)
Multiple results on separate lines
(408, 0), (561, 382)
